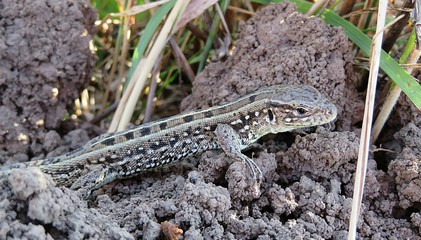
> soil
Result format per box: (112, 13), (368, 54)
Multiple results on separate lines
(1, 1), (420, 239)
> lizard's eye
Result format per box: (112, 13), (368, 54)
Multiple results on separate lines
(297, 107), (307, 114)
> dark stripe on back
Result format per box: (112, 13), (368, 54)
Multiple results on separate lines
(102, 138), (115, 146)
(204, 111), (213, 118)
(140, 127), (151, 136)
(125, 131), (134, 140)
(183, 115), (194, 122)
(159, 122), (168, 130)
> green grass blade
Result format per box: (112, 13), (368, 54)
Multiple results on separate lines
(92, 0), (120, 19)
(127, 0), (176, 81)
(399, 29), (417, 64)
(197, 0), (231, 73)
(324, 9), (421, 109)
(253, 0), (421, 109)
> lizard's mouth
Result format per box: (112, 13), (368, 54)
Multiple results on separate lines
(325, 103), (338, 122)
(283, 104), (338, 127)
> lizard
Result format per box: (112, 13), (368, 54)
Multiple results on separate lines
(1, 85), (337, 196)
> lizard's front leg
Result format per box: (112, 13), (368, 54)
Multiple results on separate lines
(215, 124), (263, 181)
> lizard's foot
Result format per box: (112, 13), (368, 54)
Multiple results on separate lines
(242, 155), (263, 183)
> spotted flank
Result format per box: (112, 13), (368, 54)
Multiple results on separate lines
(1, 85), (337, 195)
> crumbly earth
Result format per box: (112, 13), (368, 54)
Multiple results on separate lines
(0, 0), (98, 164)
(0, 2), (420, 239)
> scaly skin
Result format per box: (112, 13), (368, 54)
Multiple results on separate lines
(1, 85), (337, 195)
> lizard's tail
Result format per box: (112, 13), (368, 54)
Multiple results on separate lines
(1, 157), (82, 187)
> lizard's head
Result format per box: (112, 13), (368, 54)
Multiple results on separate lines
(263, 85), (337, 133)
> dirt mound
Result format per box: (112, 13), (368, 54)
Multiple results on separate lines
(0, 2), (420, 239)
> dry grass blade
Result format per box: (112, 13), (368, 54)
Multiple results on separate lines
(197, 0), (229, 73)
(372, 46), (421, 142)
(279, 0), (421, 107)
(110, 0), (171, 17)
(339, 0), (357, 16)
(371, 1), (419, 142)
(348, 0), (388, 238)
(357, 0), (374, 29)
(115, 1), (133, 102)
(169, 37), (195, 82)
(227, 5), (256, 16)
(143, 55), (162, 123)
(216, 3), (231, 40)
(173, 0), (219, 34)
(109, 0), (190, 132)
(306, 0), (329, 17)
(400, 62), (421, 68)
(415, 0), (421, 48)
(381, 0), (414, 53)
(99, 1), (132, 111)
